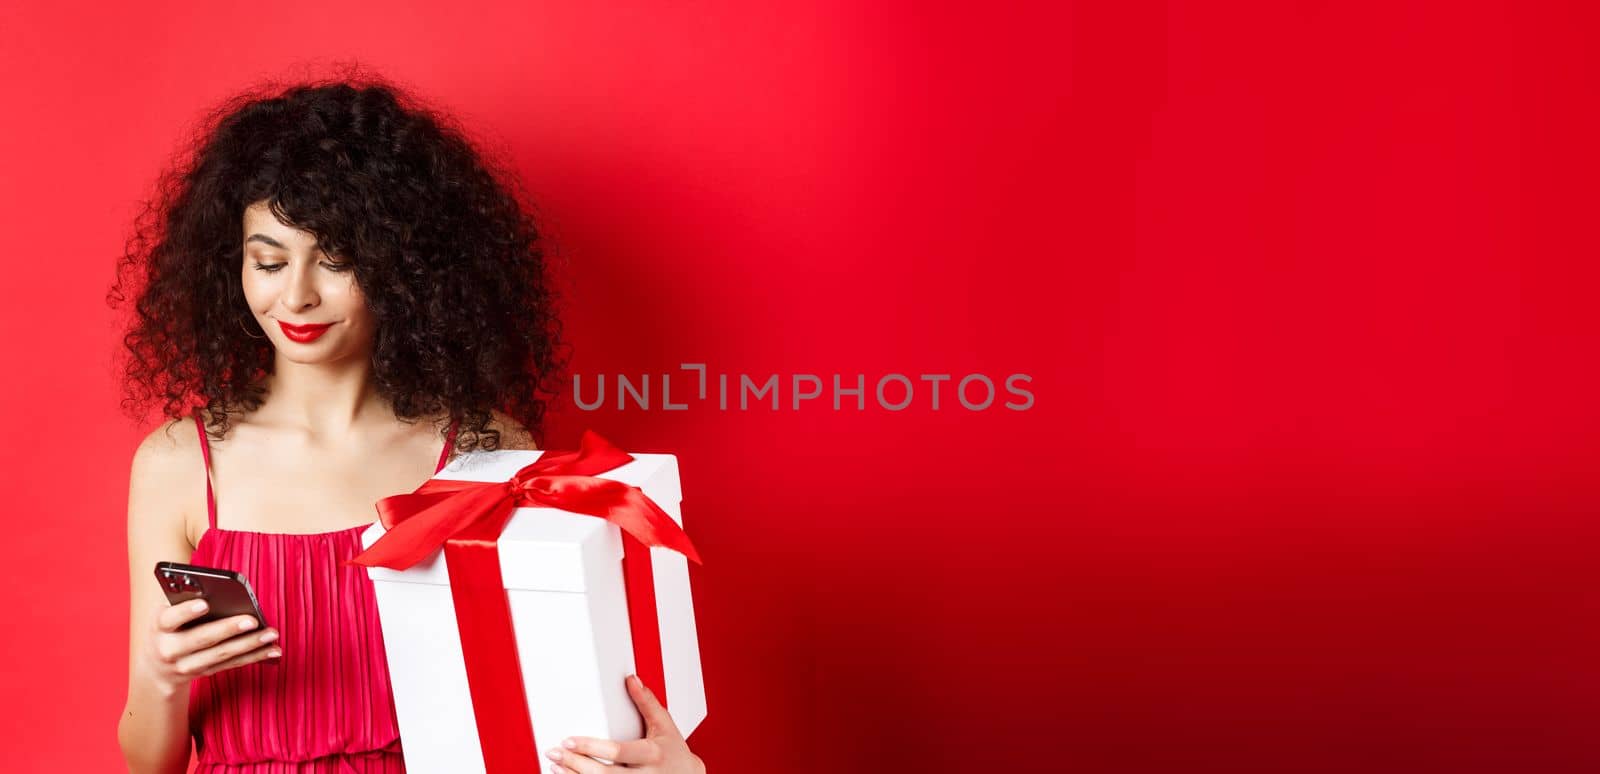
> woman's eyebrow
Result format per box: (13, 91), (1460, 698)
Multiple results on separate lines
(245, 233), (320, 251)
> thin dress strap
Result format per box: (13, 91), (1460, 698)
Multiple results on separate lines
(193, 413), (217, 530)
(436, 418), (460, 474)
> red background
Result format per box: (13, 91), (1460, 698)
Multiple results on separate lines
(3, 1), (1598, 771)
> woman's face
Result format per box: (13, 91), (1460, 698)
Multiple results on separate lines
(240, 201), (376, 364)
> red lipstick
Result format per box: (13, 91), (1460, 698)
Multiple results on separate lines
(277, 320), (334, 343)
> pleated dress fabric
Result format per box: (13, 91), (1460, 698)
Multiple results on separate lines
(186, 413), (458, 773)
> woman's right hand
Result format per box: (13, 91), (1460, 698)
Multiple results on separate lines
(142, 599), (282, 692)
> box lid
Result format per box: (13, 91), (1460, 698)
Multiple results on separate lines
(360, 449), (682, 593)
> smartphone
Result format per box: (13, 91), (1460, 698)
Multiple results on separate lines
(154, 561), (267, 631)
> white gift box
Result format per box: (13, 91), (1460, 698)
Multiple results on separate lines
(360, 449), (706, 774)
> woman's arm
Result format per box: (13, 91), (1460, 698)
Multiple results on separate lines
(117, 420), (199, 774)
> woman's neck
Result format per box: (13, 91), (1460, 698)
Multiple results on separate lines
(258, 355), (388, 436)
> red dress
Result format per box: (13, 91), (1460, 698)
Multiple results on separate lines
(186, 413), (458, 773)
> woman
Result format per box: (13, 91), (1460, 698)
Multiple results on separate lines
(111, 76), (706, 774)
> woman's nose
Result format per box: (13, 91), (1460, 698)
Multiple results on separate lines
(279, 264), (320, 311)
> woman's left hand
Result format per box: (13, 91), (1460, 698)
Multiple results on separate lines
(547, 674), (705, 773)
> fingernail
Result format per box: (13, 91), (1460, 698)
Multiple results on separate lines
(192, 600), (208, 612)
(546, 748), (562, 761)
(259, 631), (278, 643)
(267, 649), (282, 658)
(238, 618), (257, 631)
(627, 674), (638, 685)
(562, 738), (576, 749)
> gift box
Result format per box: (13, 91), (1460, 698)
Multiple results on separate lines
(350, 431), (706, 774)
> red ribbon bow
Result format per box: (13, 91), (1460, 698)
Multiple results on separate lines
(346, 429), (700, 773)
(349, 428), (701, 570)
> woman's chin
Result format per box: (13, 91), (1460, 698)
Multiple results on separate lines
(272, 340), (355, 365)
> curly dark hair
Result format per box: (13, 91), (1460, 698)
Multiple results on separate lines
(106, 70), (569, 452)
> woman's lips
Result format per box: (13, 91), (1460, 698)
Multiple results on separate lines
(276, 320), (335, 343)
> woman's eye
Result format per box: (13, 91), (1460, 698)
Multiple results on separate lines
(323, 262), (353, 272)
(252, 262), (285, 273)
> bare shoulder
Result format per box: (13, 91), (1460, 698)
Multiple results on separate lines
(131, 416), (200, 486)
(128, 415), (203, 549)
(486, 409), (539, 451)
